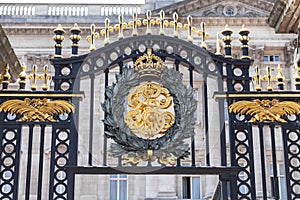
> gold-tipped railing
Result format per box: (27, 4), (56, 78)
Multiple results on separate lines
(0, 64), (52, 91)
(52, 11), (251, 60)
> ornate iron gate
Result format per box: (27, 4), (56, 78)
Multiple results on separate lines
(0, 12), (299, 200)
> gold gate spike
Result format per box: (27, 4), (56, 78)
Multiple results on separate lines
(293, 64), (300, 87)
(262, 66), (274, 91)
(170, 12), (182, 38)
(0, 98), (75, 122)
(229, 99), (300, 122)
(128, 13), (141, 36)
(18, 63), (27, 90)
(29, 65), (43, 91)
(184, 15), (197, 43)
(253, 66), (262, 91)
(100, 18), (114, 46)
(114, 14), (127, 40)
(86, 24), (99, 51)
(42, 65), (52, 91)
(143, 10), (155, 35)
(197, 22), (210, 49)
(276, 64), (285, 89)
(1, 64), (11, 84)
(156, 10), (169, 35)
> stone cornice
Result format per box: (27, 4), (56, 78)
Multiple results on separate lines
(195, 17), (269, 26)
(269, 0), (300, 33)
(152, 0), (274, 15)
(0, 24), (21, 81)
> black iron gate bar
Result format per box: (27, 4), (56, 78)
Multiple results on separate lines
(0, 91), (83, 200)
(215, 91), (300, 200)
(50, 23), (252, 199)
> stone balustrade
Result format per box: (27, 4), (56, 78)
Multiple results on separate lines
(0, 3), (143, 17)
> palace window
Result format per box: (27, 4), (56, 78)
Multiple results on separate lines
(182, 176), (201, 199)
(110, 174), (128, 200)
(263, 55), (280, 62)
(270, 164), (287, 199)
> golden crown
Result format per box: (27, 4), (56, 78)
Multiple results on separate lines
(134, 48), (166, 77)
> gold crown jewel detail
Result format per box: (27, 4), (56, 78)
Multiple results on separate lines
(134, 49), (166, 77)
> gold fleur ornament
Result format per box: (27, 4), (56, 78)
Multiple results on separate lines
(170, 12), (183, 38)
(143, 10), (155, 35)
(184, 15), (197, 43)
(86, 24), (99, 51)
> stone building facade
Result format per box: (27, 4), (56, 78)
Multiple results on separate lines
(0, 0), (298, 199)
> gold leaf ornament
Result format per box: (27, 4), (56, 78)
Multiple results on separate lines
(229, 99), (300, 122)
(0, 98), (75, 122)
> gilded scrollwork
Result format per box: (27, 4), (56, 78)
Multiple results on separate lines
(0, 98), (75, 122)
(124, 82), (175, 138)
(229, 99), (300, 122)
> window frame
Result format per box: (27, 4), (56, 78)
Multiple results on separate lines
(263, 55), (280, 62)
(270, 163), (287, 200)
(109, 174), (128, 200)
(181, 175), (202, 200)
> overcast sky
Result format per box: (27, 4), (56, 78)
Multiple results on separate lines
(3, 0), (145, 4)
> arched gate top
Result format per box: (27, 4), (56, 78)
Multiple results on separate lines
(54, 34), (225, 78)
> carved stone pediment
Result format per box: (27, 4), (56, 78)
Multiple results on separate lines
(154, 0), (273, 17)
(190, 1), (270, 17)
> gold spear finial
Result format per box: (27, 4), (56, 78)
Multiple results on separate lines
(276, 64), (285, 82)
(18, 63), (27, 90)
(100, 18), (114, 46)
(170, 12), (183, 38)
(156, 10), (169, 35)
(262, 66), (274, 91)
(128, 13), (142, 36)
(86, 24), (99, 51)
(276, 64), (285, 90)
(197, 22), (210, 49)
(215, 32), (222, 55)
(1, 64), (11, 89)
(2, 64), (11, 81)
(143, 10), (155, 35)
(293, 63), (300, 88)
(253, 66), (262, 91)
(184, 15), (197, 43)
(114, 14), (127, 40)
(42, 65), (52, 91)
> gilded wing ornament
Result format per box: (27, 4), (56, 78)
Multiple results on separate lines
(0, 98), (75, 122)
(229, 99), (300, 122)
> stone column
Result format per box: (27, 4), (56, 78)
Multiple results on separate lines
(157, 175), (177, 199)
